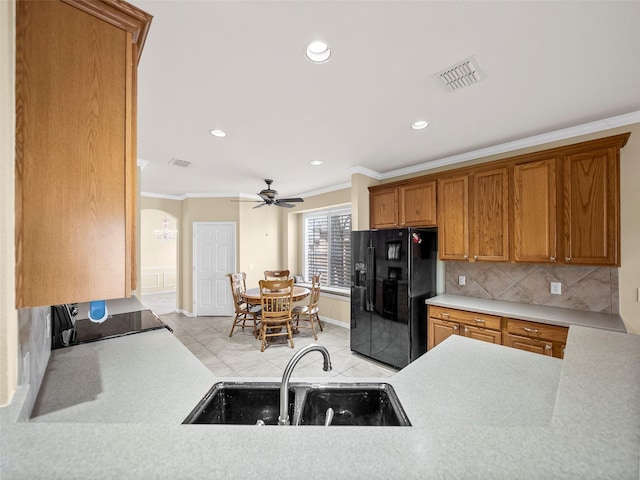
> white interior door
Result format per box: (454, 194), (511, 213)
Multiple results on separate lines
(193, 222), (235, 316)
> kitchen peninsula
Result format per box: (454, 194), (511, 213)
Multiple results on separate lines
(1, 321), (639, 479)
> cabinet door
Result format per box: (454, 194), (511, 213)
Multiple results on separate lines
(472, 168), (509, 261)
(15, 0), (150, 307)
(513, 158), (557, 263)
(438, 176), (469, 260)
(562, 147), (619, 265)
(505, 334), (553, 356)
(370, 188), (398, 229)
(400, 181), (437, 227)
(427, 318), (459, 350)
(462, 325), (502, 345)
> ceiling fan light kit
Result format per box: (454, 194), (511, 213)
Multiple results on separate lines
(233, 179), (305, 209)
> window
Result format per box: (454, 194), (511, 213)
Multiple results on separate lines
(303, 207), (351, 289)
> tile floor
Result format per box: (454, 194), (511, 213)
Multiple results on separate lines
(142, 292), (397, 379)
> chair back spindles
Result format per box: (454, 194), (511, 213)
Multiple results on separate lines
(257, 279), (295, 351)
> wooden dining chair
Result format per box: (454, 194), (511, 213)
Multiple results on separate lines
(264, 269), (290, 281)
(258, 279), (295, 352)
(292, 275), (323, 339)
(227, 272), (261, 337)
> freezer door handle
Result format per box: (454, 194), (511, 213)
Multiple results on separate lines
(365, 246), (375, 311)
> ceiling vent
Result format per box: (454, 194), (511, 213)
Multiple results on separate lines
(168, 158), (191, 168)
(436, 56), (485, 91)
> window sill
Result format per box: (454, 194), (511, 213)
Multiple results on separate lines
(297, 283), (349, 301)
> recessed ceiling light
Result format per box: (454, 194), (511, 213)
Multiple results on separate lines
(306, 41), (331, 63)
(310, 160), (323, 166)
(411, 120), (429, 130)
(209, 129), (227, 137)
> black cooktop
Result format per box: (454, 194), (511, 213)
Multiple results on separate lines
(64, 310), (171, 347)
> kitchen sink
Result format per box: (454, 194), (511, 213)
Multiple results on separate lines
(297, 383), (410, 426)
(182, 382), (295, 425)
(183, 381), (410, 427)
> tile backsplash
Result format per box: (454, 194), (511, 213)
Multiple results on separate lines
(445, 262), (619, 314)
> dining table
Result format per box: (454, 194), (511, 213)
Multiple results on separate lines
(241, 285), (311, 304)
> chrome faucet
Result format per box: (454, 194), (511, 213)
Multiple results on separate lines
(278, 344), (332, 426)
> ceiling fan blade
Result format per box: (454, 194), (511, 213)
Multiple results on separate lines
(276, 202), (296, 208)
(253, 203), (267, 209)
(277, 197), (303, 203)
(231, 199), (262, 203)
(258, 193), (271, 202)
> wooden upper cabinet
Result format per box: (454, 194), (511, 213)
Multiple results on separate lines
(512, 158), (557, 263)
(15, 0), (152, 308)
(370, 187), (398, 229)
(472, 168), (509, 261)
(438, 176), (469, 260)
(400, 181), (437, 227)
(562, 143), (622, 266)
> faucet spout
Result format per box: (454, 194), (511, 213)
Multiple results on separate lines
(278, 344), (332, 426)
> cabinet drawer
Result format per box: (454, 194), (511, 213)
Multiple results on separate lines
(505, 334), (553, 356)
(506, 319), (568, 343)
(429, 306), (501, 330)
(462, 325), (502, 344)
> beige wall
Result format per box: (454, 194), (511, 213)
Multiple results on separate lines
(0, 0), (17, 407)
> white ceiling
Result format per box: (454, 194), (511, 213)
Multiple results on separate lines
(135, 1), (640, 200)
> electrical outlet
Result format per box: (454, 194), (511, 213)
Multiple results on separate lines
(458, 276), (466, 286)
(550, 282), (562, 295)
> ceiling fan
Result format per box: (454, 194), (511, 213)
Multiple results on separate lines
(247, 179), (304, 209)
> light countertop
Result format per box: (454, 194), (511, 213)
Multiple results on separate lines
(2, 324), (639, 479)
(426, 294), (627, 332)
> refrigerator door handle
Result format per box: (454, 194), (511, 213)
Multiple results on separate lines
(365, 246), (374, 311)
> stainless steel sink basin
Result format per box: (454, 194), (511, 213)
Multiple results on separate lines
(298, 383), (410, 426)
(183, 381), (410, 427)
(182, 382), (295, 425)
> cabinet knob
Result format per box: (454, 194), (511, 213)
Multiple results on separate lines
(545, 344), (552, 351)
(565, 257), (572, 262)
(473, 255), (478, 260)
(549, 256), (556, 262)
(453, 325), (458, 331)
(463, 254), (468, 260)
(464, 327), (469, 334)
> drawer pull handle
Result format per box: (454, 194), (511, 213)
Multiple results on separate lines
(441, 312), (449, 318)
(473, 318), (485, 323)
(523, 327), (539, 333)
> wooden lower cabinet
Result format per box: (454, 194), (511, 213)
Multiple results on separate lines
(428, 306), (568, 359)
(504, 334), (553, 356)
(427, 306), (502, 350)
(505, 318), (567, 359)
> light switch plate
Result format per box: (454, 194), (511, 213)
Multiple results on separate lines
(458, 276), (466, 286)
(550, 282), (562, 295)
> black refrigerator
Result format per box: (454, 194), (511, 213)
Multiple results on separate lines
(350, 228), (438, 369)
